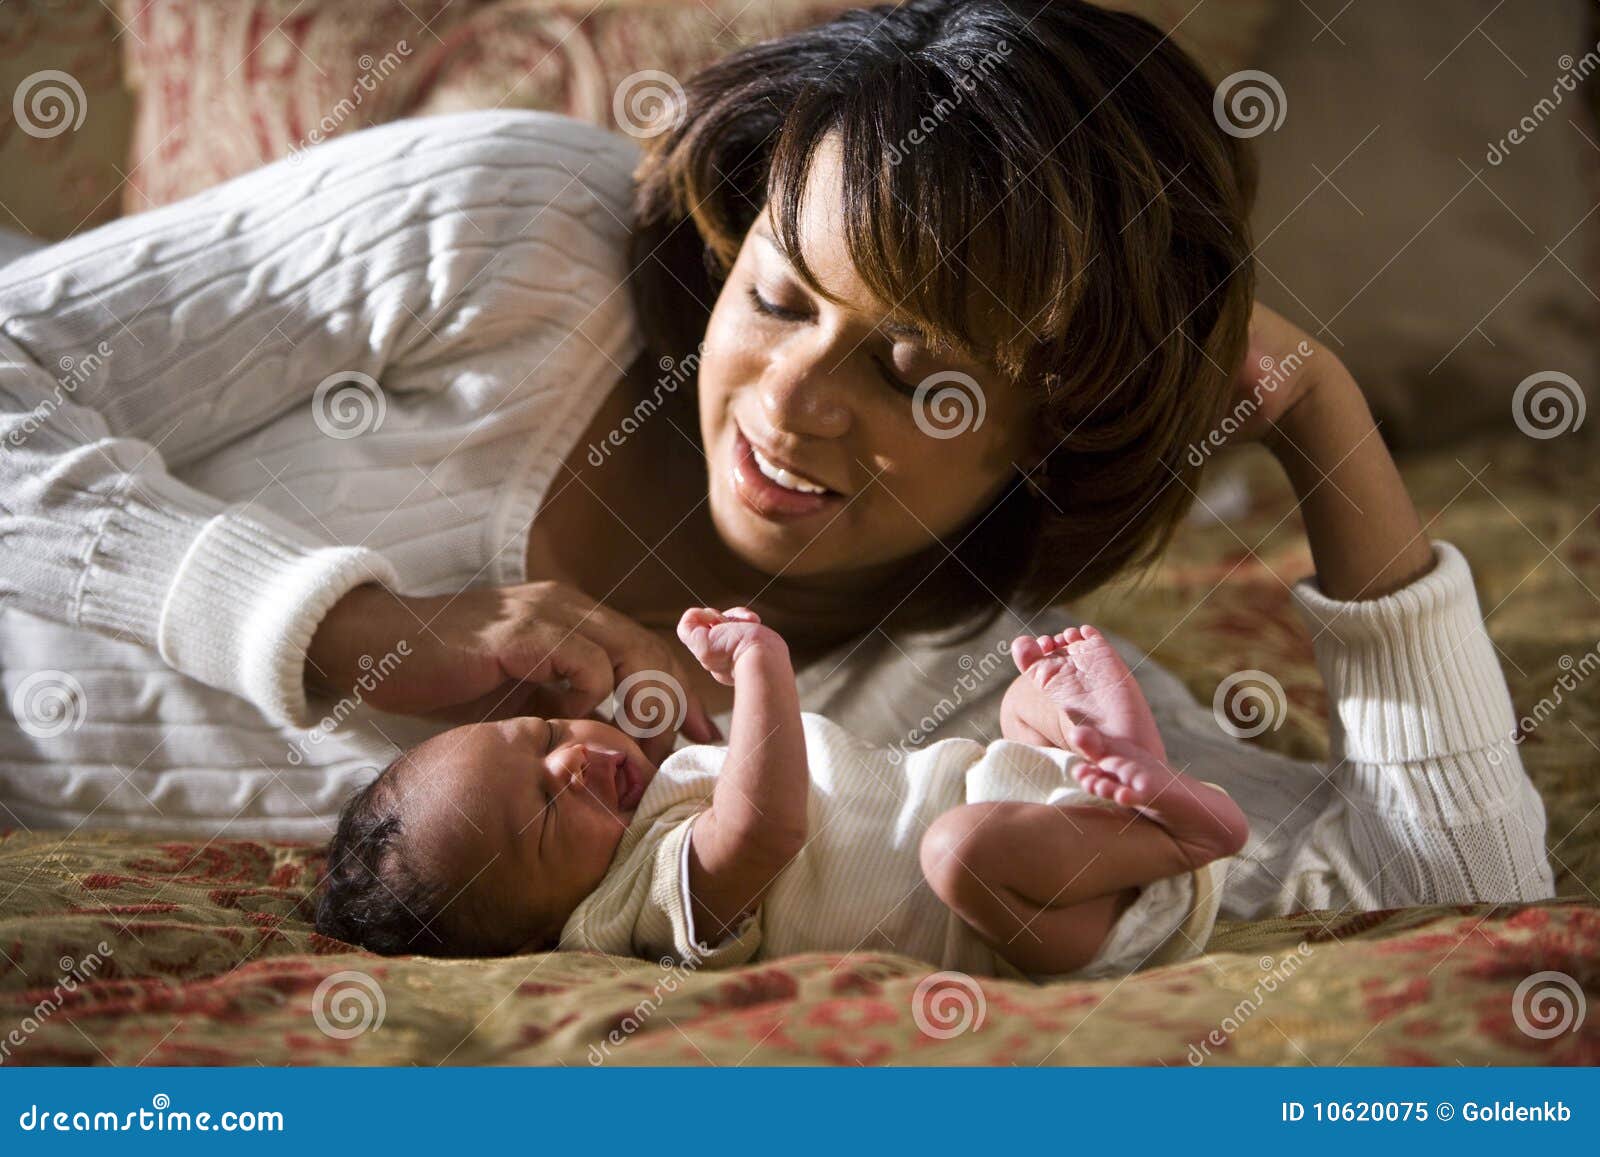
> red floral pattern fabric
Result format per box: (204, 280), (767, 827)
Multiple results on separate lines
(1, 431), (1596, 1066)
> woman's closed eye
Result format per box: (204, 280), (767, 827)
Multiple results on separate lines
(746, 283), (806, 323)
(746, 285), (919, 398)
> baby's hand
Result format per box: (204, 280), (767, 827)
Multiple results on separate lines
(677, 607), (787, 686)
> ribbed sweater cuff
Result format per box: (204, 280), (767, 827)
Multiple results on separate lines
(1289, 541), (1517, 766)
(78, 473), (401, 728)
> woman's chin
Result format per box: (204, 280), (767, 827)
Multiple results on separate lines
(708, 498), (840, 577)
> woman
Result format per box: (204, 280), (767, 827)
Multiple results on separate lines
(0, 0), (1552, 924)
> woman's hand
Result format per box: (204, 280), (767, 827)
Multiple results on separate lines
(305, 580), (720, 761)
(1222, 302), (1335, 450)
(1220, 303), (1434, 600)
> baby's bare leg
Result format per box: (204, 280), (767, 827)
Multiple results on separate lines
(919, 800), (1201, 975)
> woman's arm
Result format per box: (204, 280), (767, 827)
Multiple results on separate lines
(0, 128), (427, 727)
(1236, 306), (1435, 599)
(1207, 306), (1555, 910)
(1, 111), (717, 747)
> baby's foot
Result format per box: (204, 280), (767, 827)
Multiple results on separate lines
(1068, 724), (1250, 868)
(1011, 626), (1166, 761)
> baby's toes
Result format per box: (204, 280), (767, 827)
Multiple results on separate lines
(1085, 772), (1122, 801)
(1010, 635), (1046, 674)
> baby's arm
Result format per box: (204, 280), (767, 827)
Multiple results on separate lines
(675, 608), (809, 944)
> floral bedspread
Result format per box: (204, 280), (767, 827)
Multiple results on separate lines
(1, 433), (1596, 1065)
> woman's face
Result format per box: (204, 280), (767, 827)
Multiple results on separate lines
(695, 135), (1033, 584)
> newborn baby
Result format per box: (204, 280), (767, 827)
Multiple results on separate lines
(316, 609), (1249, 980)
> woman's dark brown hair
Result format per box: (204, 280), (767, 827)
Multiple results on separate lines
(629, 0), (1256, 628)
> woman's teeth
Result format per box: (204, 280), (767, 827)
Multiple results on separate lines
(750, 445), (828, 494)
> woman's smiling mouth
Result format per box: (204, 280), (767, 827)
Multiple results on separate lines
(730, 425), (844, 521)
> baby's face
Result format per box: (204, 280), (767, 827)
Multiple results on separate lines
(398, 716), (657, 946)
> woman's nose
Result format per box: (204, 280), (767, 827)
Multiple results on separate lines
(757, 348), (851, 439)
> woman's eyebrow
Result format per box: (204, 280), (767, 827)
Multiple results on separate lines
(754, 225), (931, 345)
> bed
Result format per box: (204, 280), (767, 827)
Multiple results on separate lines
(3, 432), (1596, 1065)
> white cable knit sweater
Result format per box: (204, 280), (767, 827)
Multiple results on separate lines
(0, 110), (1555, 920)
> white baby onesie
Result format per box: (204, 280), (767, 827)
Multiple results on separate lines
(559, 713), (1226, 980)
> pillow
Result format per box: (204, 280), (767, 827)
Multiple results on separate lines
(1245, 0), (1600, 448)
(0, 0), (133, 240)
(115, 0), (1274, 212)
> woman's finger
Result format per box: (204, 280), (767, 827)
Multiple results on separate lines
(497, 626), (616, 716)
(681, 698), (723, 744)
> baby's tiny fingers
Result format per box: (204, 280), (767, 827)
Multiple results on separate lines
(721, 606), (760, 623)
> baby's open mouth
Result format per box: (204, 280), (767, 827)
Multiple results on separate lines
(612, 751), (648, 812)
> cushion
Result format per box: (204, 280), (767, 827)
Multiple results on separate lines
(114, 0), (1273, 212)
(0, 0), (133, 240)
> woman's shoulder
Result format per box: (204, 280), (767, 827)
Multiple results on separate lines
(322, 109), (642, 199)
(289, 110), (643, 253)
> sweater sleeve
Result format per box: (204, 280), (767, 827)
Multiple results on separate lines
(0, 110), (625, 728)
(1275, 540), (1556, 909)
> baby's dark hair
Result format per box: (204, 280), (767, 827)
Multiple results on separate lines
(313, 755), (456, 956)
